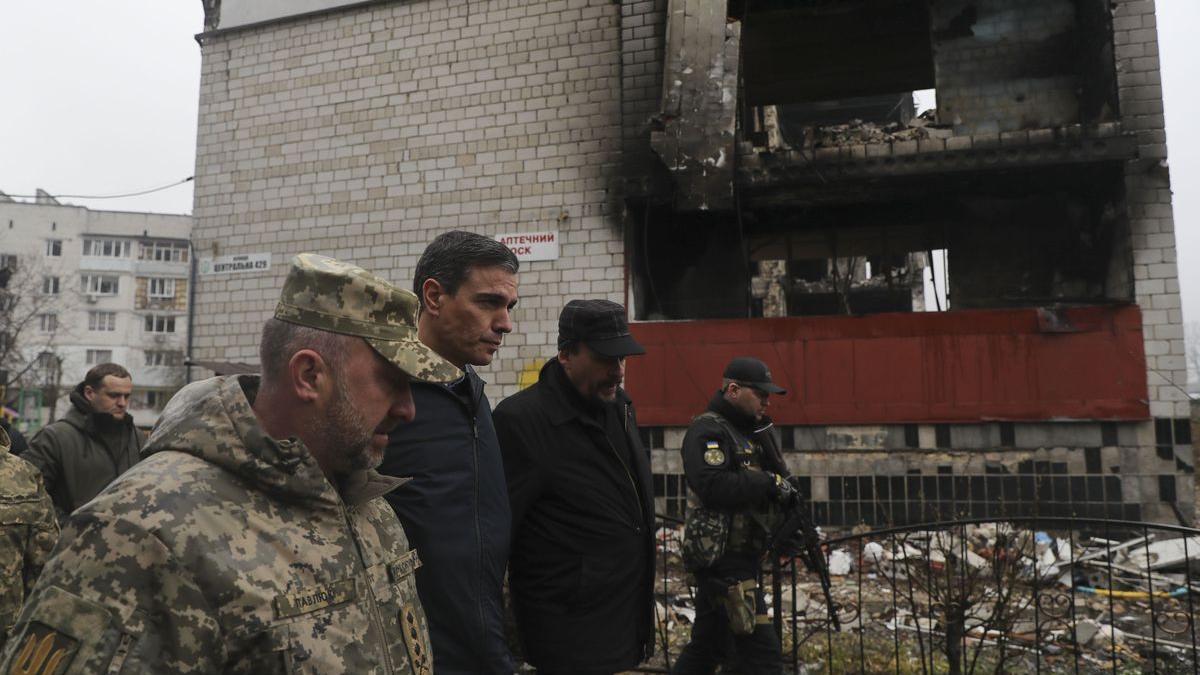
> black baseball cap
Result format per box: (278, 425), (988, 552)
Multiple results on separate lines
(723, 357), (787, 395)
(558, 299), (646, 358)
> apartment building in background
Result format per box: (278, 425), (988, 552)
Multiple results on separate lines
(0, 189), (192, 429)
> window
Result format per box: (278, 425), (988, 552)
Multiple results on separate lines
(148, 277), (176, 298)
(653, 473), (690, 519)
(45, 239), (62, 257)
(144, 390), (171, 410)
(83, 238), (131, 258)
(144, 350), (183, 366)
(38, 314), (58, 332)
(144, 315), (176, 333)
(0, 254), (15, 270)
(85, 349), (114, 365)
(82, 274), (120, 295)
(41, 276), (60, 295)
(140, 241), (189, 263)
(88, 311), (117, 332)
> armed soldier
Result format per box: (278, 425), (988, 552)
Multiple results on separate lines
(1, 254), (459, 674)
(674, 357), (794, 675)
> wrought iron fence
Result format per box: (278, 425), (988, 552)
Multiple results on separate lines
(647, 516), (1200, 674)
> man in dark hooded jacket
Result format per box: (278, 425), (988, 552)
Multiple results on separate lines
(24, 363), (143, 523)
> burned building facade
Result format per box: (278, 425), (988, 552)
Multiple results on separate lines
(190, 0), (1186, 523)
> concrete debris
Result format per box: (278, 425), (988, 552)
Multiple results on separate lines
(799, 110), (953, 149)
(648, 522), (1196, 672)
(1120, 535), (1200, 572)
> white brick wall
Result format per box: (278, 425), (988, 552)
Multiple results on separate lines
(192, 0), (624, 401)
(1112, 0), (1187, 418)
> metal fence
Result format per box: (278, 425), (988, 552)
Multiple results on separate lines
(649, 516), (1200, 674)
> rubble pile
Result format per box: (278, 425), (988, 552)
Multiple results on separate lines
(801, 110), (953, 148)
(649, 522), (1200, 672)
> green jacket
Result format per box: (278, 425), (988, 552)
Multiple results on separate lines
(0, 429), (58, 647)
(23, 385), (144, 523)
(0, 375), (433, 674)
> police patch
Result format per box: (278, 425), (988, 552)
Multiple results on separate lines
(7, 623), (78, 675)
(703, 442), (725, 466)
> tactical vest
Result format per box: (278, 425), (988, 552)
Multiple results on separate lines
(689, 411), (784, 560)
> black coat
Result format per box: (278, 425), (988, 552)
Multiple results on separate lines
(24, 384), (144, 523)
(681, 393), (790, 572)
(681, 394), (787, 512)
(379, 367), (514, 674)
(494, 359), (656, 673)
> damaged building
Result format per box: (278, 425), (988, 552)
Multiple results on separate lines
(190, 0), (1186, 523)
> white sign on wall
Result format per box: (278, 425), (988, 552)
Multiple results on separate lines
(496, 232), (560, 262)
(199, 253), (272, 276)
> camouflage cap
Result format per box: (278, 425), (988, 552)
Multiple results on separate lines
(274, 253), (460, 383)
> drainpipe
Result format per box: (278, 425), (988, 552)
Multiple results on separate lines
(186, 243), (197, 384)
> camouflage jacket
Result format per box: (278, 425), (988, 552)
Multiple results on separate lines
(0, 375), (433, 675)
(0, 434), (58, 646)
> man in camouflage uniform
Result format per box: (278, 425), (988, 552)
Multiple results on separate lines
(0, 426), (58, 650)
(674, 357), (794, 675)
(0, 254), (459, 674)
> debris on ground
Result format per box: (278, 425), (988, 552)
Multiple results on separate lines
(646, 520), (1200, 672)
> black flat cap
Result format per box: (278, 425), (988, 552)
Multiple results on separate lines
(558, 299), (646, 358)
(723, 356), (787, 395)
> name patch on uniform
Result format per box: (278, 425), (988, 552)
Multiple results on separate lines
(703, 441), (725, 466)
(274, 578), (357, 619)
(387, 549), (423, 583)
(6, 622), (79, 675)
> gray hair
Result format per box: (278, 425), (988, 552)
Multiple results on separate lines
(259, 318), (354, 384)
(413, 230), (519, 307)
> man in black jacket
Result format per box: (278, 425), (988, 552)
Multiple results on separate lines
(673, 357), (793, 675)
(494, 299), (656, 675)
(24, 363), (144, 524)
(378, 231), (519, 674)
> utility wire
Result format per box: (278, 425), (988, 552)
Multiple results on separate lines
(3, 176), (194, 201)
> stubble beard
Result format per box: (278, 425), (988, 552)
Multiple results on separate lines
(319, 373), (379, 473)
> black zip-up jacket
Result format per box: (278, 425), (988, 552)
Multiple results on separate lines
(494, 359), (656, 673)
(24, 384), (144, 524)
(682, 393), (787, 512)
(379, 366), (514, 674)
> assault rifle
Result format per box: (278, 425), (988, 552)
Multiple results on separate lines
(768, 488), (840, 631)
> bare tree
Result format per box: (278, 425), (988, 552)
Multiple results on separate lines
(0, 251), (76, 421)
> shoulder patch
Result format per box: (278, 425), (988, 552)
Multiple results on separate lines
(703, 445), (726, 466)
(7, 622), (79, 675)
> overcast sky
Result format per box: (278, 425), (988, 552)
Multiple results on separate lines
(1, 1), (1196, 323)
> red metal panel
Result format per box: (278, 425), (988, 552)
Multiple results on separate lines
(625, 306), (1150, 426)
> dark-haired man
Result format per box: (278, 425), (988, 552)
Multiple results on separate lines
(24, 363), (143, 523)
(494, 299), (656, 675)
(379, 230), (520, 674)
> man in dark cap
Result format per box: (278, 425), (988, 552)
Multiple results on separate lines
(494, 299), (656, 675)
(673, 356), (794, 675)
